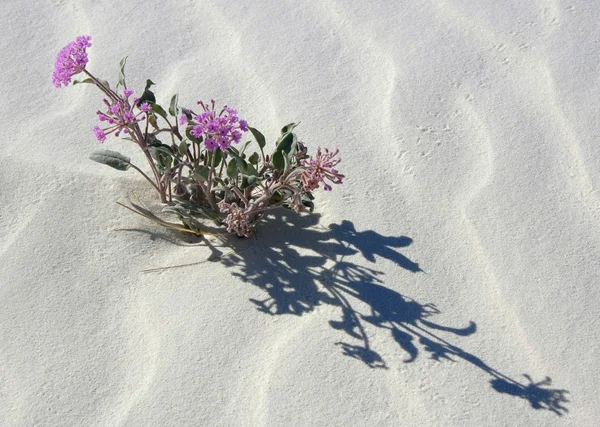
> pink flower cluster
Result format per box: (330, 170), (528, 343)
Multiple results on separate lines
(52, 35), (92, 88)
(301, 148), (345, 191)
(93, 90), (149, 142)
(182, 100), (248, 151)
(217, 200), (253, 237)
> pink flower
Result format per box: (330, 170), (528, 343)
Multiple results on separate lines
(204, 137), (217, 151)
(52, 36), (92, 88)
(183, 100), (248, 151)
(94, 97), (146, 141)
(301, 148), (344, 191)
(93, 126), (106, 142)
(218, 200), (253, 237)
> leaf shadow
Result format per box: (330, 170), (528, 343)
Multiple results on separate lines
(138, 210), (570, 416)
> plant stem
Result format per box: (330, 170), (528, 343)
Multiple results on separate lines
(133, 125), (166, 202)
(197, 181), (219, 212)
(83, 70), (118, 102)
(129, 163), (160, 192)
(207, 150), (217, 196)
(218, 158), (225, 179)
(163, 116), (183, 141)
(231, 187), (249, 207)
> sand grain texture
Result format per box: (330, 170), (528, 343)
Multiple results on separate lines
(1, 0), (598, 425)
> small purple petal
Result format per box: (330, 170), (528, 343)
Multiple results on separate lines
(93, 126), (106, 142)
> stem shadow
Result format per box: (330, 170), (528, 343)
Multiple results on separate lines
(140, 210), (570, 415)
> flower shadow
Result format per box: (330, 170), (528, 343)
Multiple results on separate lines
(144, 210), (570, 415)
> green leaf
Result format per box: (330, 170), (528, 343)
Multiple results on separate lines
(271, 190), (284, 204)
(240, 174), (263, 189)
(281, 123), (299, 134)
(89, 150), (131, 171)
(248, 152), (260, 165)
(165, 202), (220, 221)
(276, 131), (296, 154)
(283, 152), (291, 173)
(272, 131), (297, 171)
(239, 140), (252, 155)
(244, 162), (258, 176)
(208, 148), (222, 168)
(227, 158), (238, 179)
(191, 165), (210, 182)
(178, 140), (188, 156)
(138, 79), (156, 105)
(148, 114), (159, 130)
(227, 148), (257, 176)
(150, 102), (168, 119)
(73, 77), (111, 90)
(169, 94), (179, 117)
(98, 78), (111, 89)
(301, 195), (315, 212)
(148, 142), (173, 157)
(272, 151), (284, 171)
(182, 108), (193, 120)
(164, 156), (173, 170)
(148, 143), (173, 171)
(248, 127), (266, 149)
(72, 78), (94, 85)
(118, 56), (128, 88)
(214, 176), (226, 187)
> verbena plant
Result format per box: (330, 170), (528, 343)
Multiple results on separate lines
(53, 36), (344, 237)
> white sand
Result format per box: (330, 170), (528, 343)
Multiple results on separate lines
(1, 0), (598, 425)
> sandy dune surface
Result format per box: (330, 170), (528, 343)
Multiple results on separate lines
(1, 0), (599, 425)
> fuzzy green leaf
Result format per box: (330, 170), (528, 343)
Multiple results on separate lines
(148, 114), (159, 130)
(191, 165), (210, 182)
(118, 56), (128, 88)
(138, 79), (156, 105)
(276, 131), (296, 154)
(178, 140), (188, 156)
(227, 157), (238, 179)
(208, 149), (222, 168)
(239, 140), (252, 155)
(272, 131), (297, 171)
(244, 162), (258, 176)
(283, 152), (291, 173)
(89, 150), (131, 171)
(272, 151), (284, 171)
(248, 152), (260, 165)
(150, 102), (168, 119)
(169, 94), (179, 117)
(240, 174), (263, 189)
(280, 123), (298, 134)
(301, 195), (315, 212)
(148, 143), (173, 171)
(249, 127), (266, 149)
(227, 148), (257, 176)
(72, 78), (94, 85)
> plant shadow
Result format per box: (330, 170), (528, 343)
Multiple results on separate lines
(142, 211), (570, 416)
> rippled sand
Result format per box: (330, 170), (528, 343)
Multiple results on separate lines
(1, 1), (598, 425)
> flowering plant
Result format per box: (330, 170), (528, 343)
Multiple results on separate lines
(53, 36), (344, 237)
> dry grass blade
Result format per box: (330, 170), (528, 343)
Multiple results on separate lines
(141, 252), (233, 273)
(115, 192), (226, 237)
(116, 201), (204, 234)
